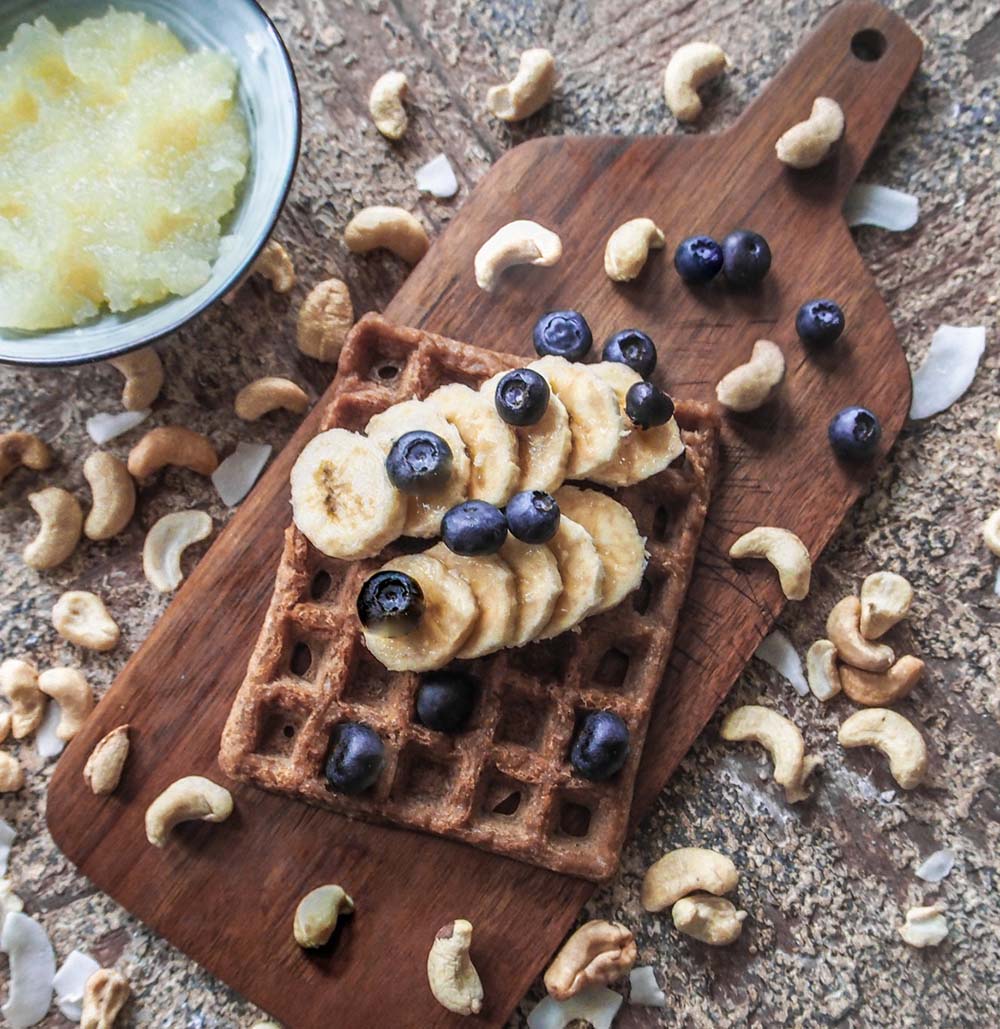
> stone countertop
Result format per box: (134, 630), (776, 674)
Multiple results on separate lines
(1, 0), (998, 1026)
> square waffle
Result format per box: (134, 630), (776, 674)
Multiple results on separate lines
(220, 314), (719, 881)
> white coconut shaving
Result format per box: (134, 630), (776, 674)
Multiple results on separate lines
(212, 442), (272, 507)
(916, 848), (956, 883)
(909, 325), (986, 420)
(35, 700), (65, 760)
(527, 985), (624, 1029)
(1, 911), (56, 1029)
(415, 154), (459, 199)
(53, 950), (101, 1022)
(628, 966), (666, 1007)
(0, 819), (14, 877)
(844, 184), (919, 231)
(85, 409), (151, 445)
(0, 879), (24, 932)
(753, 630), (809, 696)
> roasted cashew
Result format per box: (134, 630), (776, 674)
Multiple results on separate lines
(107, 348), (163, 411)
(80, 967), (130, 1029)
(486, 48), (555, 121)
(729, 526), (811, 600)
(838, 708), (928, 789)
(544, 920), (637, 1001)
(663, 41), (728, 122)
(0, 431), (51, 483)
(53, 591), (120, 651)
(474, 220), (562, 292)
(293, 884), (355, 948)
(826, 596), (894, 672)
(1, 658), (45, 739)
(83, 725), (130, 795)
(806, 639), (841, 701)
(426, 919), (484, 1016)
(603, 218), (665, 282)
(983, 509), (1000, 556)
(345, 206), (429, 264)
(23, 487), (83, 570)
(775, 97), (845, 169)
(252, 240), (296, 293)
(859, 571), (914, 639)
(38, 667), (94, 741)
(83, 452), (136, 540)
(641, 847), (738, 912)
(715, 339), (785, 413)
(841, 655), (924, 707)
(0, 752), (24, 792)
(898, 903), (948, 948)
(235, 378), (309, 421)
(127, 426), (218, 478)
(297, 278), (354, 362)
(145, 775), (233, 847)
(369, 70), (409, 139)
(672, 893), (747, 945)
(142, 510), (213, 593)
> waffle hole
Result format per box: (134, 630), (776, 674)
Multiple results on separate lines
(392, 746), (456, 806)
(509, 636), (575, 684)
(310, 570), (333, 600)
(594, 648), (629, 689)
(495, 689), (547, 750)
(652, 505), (671, 541)
(290, 642), (313, 677)
(257, 702), (307, 758)
(559, 801), (591, 838)
(376, 363), (399, 381)
(481, 769), (530, 823)
(283, 724), (295, 738)
(492, 790), (521, 816)
(340, 648), (394, 707)
(633, 575), (653, 615)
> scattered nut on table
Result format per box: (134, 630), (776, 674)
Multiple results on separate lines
(859, 571), (913, 639)
(369, 70), (409, 139)
(486, 47), (555, 121)
(840, 655), (924, 707)
(235, 378), (309, 421)
(127, 426), (219, 478)
(663, 41), (728, 122)
(729, 526), (811, 600)
(345, 206), (429, 264)
(474, 219), (563, 292)
(775, 96), (845, 169)
(426, 919), (484, 1016)
(83, 451), (136, 540)
(53, 591), (121, 651)
(145, 775), (233, 847)
(898, 903), (948, 948)
(604, 218), (665, 282)
(142, 510), (213, 593)
(672, 893), (747, 945)
(641, 847), (738, 912)
(806, 639), (842, 701)
(297, 278), (354, 362)
(251, 240), (296, 294)
(83, 725), (130, 796)
(1, 658), (45, 738)
(715, 339), (785, 413)
(0, 752), (24, 793)
(107, 348), (164, 411)
(982, 509), (1000, 556)
(293, 884), (354, 948)
(826, 596), (894, 672)
(838, 708), (928, 789)
(23, 486), (83, 570)
(81, 967), (130, 1029)
(543, 920), (636, 1001)
(0, 431), (51, 483)
(38, 667), (94, 741)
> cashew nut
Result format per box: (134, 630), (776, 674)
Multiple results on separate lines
(826, 596), (894, 672)
(0, 431), (51, 483)
(83, 452), (136, 540)
(127, 426), (218, 478)
(344, 206), (429, 264)
(841, 655), (924, 707)
(729, 526), (811, 600)
(1, 658), (45, 739)
(80, 967), (130, 1029)
(806, 639), (842, 701)
(142, 510), (213, 593)
(107, 348), (163, 411)
(369, 70), (409, 139)
(37, 667), (94, 741)
(663, 41), (728, 123)
(23, 487), (83, 569)
(251, 240), (295, 293)
(838, 708), (928, 789)
(720, 705), (820, 803)
(715, 339), (785, 413)
(671, 893), (747, 945)
(898, 903), (948, 948)
(486, 48), (555, 122)
(297, 278), (354, 362)
(859, 571), (914, 639)
(426, 919), (484, 1016)
(474, 220), (563, 292)
(603, 218), (665, 282)
(544, 920), (637, 1001)
(983, 509), (1000, 556)
(293, 884), (355, 948)
(235, 378), (309, 421)
(145, 775), (233, 847)
(641, 847), (738, 912)
(775, 97), (845, 169)
(83, 725), (130, 795)
(52, 591), (120, 651)
(0, 752), (24, 792)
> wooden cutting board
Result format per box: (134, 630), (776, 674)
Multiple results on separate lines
(47, 3), (921, 1025)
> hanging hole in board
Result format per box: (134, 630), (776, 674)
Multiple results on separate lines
(376, 363), (399, 380)
(283, 724), (295, 738)
(851, 28), (886, 62)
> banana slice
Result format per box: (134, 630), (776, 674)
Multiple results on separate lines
(365, 400), (471, 537)
(530, 355), (624, 479)
(480, 371), (571, 493)
(291, 428), (405, 559)
(500, 538), (562, 647)
(589, 363), (684, 486)
(425, 383), (519, 505)
(556, 486), (647, 613)
(362, 553), (478, 672)
(537, 514), (605, 640)
(426, 543), (517, 658)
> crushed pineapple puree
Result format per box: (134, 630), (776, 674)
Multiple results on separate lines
(0, 10), (249, 331)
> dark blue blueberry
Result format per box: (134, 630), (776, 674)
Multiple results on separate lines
(505, 490), (560, 544)
(673, 235), (724, 284)
(325, 722), (385, 794)
(441, 500), (508, 556)
(494, 368), (550, 427)
(625, 381), (674, 429)
(570, 711), (630, 781)
(796, 299), (845, 346)
(532, 310), (593, 362)
(722, 230), (772, 286)
(415, 669), (478, 733)
(386, 430), (453, 493)
(828, 406), (882, 460)
(357, 570), (424, 637)
(602, 329), (657, 378)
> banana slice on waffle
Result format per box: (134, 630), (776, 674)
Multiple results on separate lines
(426, 543), (517, 659)
(365, 400), (471, 537)
(425, 383), (519, 506)
(589, 363), (684, 487)
(291, 428), (406, 559)
(556, 486), (647, 614)
(530, 355), (625, 479)
(362, 553), (478, 672)
(537, 514), (605, 640)
(500, 537), (563, 647)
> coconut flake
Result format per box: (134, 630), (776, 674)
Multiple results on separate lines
(899, 904), (948, 948)
(844, 184), (919, 231)
(35, 700), (65, 760)
(53, 950), (100, 1022)
(753, 631), (808, 696)
(0, 879), (24, 934)
(85, 409), (151, 445)
(527, 985), (624, 1029)
(629, 966), (666, 1007)
(415, 153), (459, 199)
(0, 820), (14, 877)
(916, 848), (956, 883)
(909, 325), (987, 420)
(1, 911), (56, 1029)
(212, 442), (272, 507)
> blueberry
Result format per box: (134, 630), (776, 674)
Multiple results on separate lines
(357, 570), (424, 637)
(722, 229), (772, 287)
(570, 711), (629, 781)
(625, 381), (674, 429)
(506, 489), (560, 544)
(828, 406), (882, 460)
(386, 430), (453, 493)
(324, 722), (385, 794)
(532, 310), (593, 362)
(441, 500), (508, 555)
(673, 235), (724, 284)
(602, 329), (657, 378)
(415, 669), (478, 733)
(796, 299), (845, 346)
(494, 368), (550, 427)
